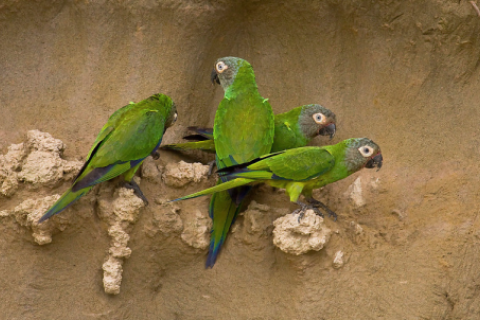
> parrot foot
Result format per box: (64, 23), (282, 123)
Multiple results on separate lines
(293, 201), (309, 222)
(124, 181), (149, 205)
(151, 150), (161, 160)
(207, 160), (217, 176)
(310, 207), (325, 218)
(306, 198), (337, 221)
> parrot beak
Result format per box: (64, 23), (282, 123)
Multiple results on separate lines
(211, 68), (220, 85)
(318, 123), (336, 140)
(365, 153), (383, 171)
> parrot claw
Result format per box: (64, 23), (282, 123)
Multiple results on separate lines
(207, 160), (217, 176)
(306, 198), (337, 221)
(311, 207), (325, 218)
(292, 208), (306, 222)
(150, 150), (160, 160)
(293, 201), (309, 222)
(124, 181), (149, 205)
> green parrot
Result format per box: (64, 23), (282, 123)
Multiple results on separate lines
(162, 104), (337, 154)
(206, 56), (275, 268)
(39, 93), (178, 223)
(172, 138), (383, 220)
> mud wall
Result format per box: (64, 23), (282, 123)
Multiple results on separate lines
(2, 0), (480, 319)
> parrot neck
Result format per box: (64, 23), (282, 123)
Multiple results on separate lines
(224, 81), (259, 99)
(223, 66), (258, 98)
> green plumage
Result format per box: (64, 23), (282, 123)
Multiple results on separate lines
(162, 139), (215, 153)
(39, 93), (177, 222)
(271, 107), (309, 152)
(163, 104), (336, 154)
(214, 95), (275, 167)
(206, 57), (275, 268)
(172, 138), (383, 206)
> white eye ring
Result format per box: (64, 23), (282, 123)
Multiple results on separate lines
(216, 61), (228, 73)
(312, 113), (325, 124)
(358, 145), (374, 157)
(173, 112), (178, 123)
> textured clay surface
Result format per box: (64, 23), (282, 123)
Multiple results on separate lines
(2, 0), (480, 319)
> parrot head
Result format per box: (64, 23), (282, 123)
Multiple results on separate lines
(210, 57), (253, 91)
(344, 138), (383, 172)
(165, 102), (178, 128)
(299, 104), (337, 140)
(150, 93), (178, 129)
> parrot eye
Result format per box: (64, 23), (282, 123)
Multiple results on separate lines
(173, 112), (178, 123)
(312, 113), (325, 124)
(216, 61), (228, 73)
(358, 145), (374, 157)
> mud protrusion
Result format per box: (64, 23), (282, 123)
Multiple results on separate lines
(141, 157), (162, 183)
(272, 209), (331, 255)
(97, 187), (145, 295)
(0, 130), (82, 196)
(162, 161), (210, 188)
(180, 209), (211, 250)
(346, 177), (366, 208)
(144, 198), (184, 238)
(236, 201), (273, 250)
(0, 195), (76, 245)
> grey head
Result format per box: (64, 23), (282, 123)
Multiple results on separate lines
(343, 138), (383, 173)
(210, 57), (253, 91)
(298, 104), (337, 139)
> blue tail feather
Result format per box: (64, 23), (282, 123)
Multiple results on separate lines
(206, 194), (241, 268)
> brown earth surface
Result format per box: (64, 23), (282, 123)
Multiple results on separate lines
(2, 0), (480, 319)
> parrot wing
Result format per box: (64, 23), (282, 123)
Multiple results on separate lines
(186, 126), (214, 140)
(72, 107), (166, 191)
(170, 178), (255, 202)
(162, 140), (216, 153)
(227, 147), (336, 182)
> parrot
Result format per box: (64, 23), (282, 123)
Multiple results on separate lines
(162, 104), (337, 154)
(38, 93), (178, 223)
(205, 56), (275, 268)
(171, 138), (383, 220)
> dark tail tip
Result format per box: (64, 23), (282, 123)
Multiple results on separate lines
(205, 242), (221, 269)
(205, 253), (218, 269)
(38, 212), (51, 223)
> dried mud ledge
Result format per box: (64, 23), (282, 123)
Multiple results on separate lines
(2, 0), (480, 319)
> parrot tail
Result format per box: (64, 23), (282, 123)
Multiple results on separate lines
(161, 140), (216, 153)
(206, 190), (242, 268)
(187, 126), (214, 140)
(217, 152), (283, 176)
(38, 186), (91, 223)
(170, 178), (255, 202)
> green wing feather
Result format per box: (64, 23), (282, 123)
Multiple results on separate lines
(171, 178), (255, 201)
(230, 147), (336, 181)
(263, 147), (335, 180)
(162, 140), (216, 153)
(89, 110), (165, 168)
(40, 94), (174, 222)
(173, 147), (336, 202)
